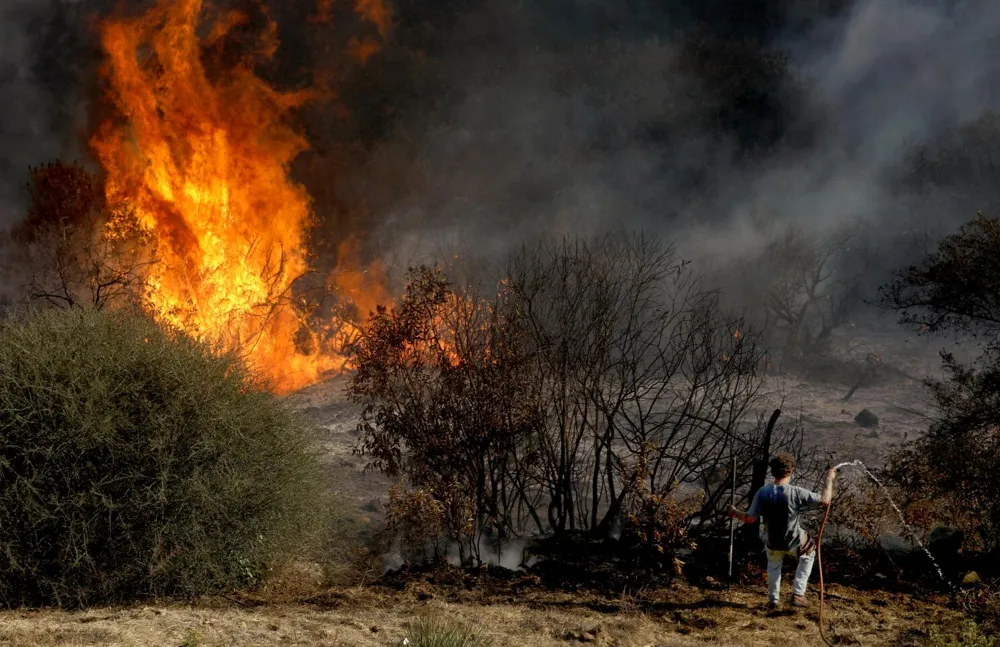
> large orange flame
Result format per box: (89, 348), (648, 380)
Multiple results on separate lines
(91, 0), (388, 392)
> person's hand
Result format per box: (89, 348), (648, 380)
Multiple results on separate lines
(826, 467), (838, 480)
(727, 504), (738, 519)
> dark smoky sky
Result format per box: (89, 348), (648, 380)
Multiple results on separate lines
(348, 0), (1000, 272)
(2, 0), (999, 282)
(0, 0), (88, 226)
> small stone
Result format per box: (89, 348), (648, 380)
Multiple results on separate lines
(962, 571), (981, 585)
(855, 409), (879, 428)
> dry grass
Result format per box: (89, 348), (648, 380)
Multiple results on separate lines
(0, 580), (967, 647)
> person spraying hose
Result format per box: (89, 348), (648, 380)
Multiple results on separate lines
(728, 454), (838, 610)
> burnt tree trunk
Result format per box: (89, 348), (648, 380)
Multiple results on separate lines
(736, 408), (781, 564)
(747, 408), (781, 507)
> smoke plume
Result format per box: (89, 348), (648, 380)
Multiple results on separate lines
(2, 0), (999, 298)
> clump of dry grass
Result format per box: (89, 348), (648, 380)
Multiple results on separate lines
(929, 620), (997, 647)
(403, 616), (493, 647)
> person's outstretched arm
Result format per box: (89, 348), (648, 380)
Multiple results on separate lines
(728, 507), (757, 524)
(728, 489), (760, 524)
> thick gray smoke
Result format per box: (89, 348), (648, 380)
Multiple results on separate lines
(352, 0), (1000, 280)
(2, 0), (998, 285)
(797, 0), (1000, 158)
(759, 0), (1000, 219)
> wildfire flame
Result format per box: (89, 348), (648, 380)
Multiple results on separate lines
(91, 0), (390, 393)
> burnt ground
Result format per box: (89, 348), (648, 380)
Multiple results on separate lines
(0, 572), (972, 646)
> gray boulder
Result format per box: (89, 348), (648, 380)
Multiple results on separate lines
(362, 497), (386, 515)
(855, 408), (879, 428)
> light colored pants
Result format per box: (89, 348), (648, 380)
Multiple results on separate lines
(765, 544), (815, 603)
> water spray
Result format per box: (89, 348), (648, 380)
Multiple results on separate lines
(816, 459), (952, 646)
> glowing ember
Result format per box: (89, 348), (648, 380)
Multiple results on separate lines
(91, 0), (388, 392)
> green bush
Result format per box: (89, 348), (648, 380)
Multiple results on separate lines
(929, 620), (997, 647)
(404, 617), (493, 647)
(0, 308), (326, 606)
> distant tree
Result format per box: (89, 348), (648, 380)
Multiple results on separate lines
(2, 161), (152, 310)
(903, 111), (1000, 218)
(755, 224), (870, 365)
(878, 213), (1000, 554)
(677, 28), (812, 155)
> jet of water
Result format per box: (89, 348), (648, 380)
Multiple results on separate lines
(832, 459), (953, 588)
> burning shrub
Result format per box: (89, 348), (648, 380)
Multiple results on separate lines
(351, 265), (543, 564)
(0, 307), (326, 606)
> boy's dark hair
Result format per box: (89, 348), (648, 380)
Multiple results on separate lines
(769, 454), (796, 479)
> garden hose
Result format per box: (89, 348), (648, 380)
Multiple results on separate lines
(816, 499), (835, 647)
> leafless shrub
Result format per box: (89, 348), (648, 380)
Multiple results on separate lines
(755, 223), (870, 370)
(351, 235), (800, 571)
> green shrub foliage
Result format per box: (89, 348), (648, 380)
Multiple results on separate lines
(0, 308), (325, 606)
